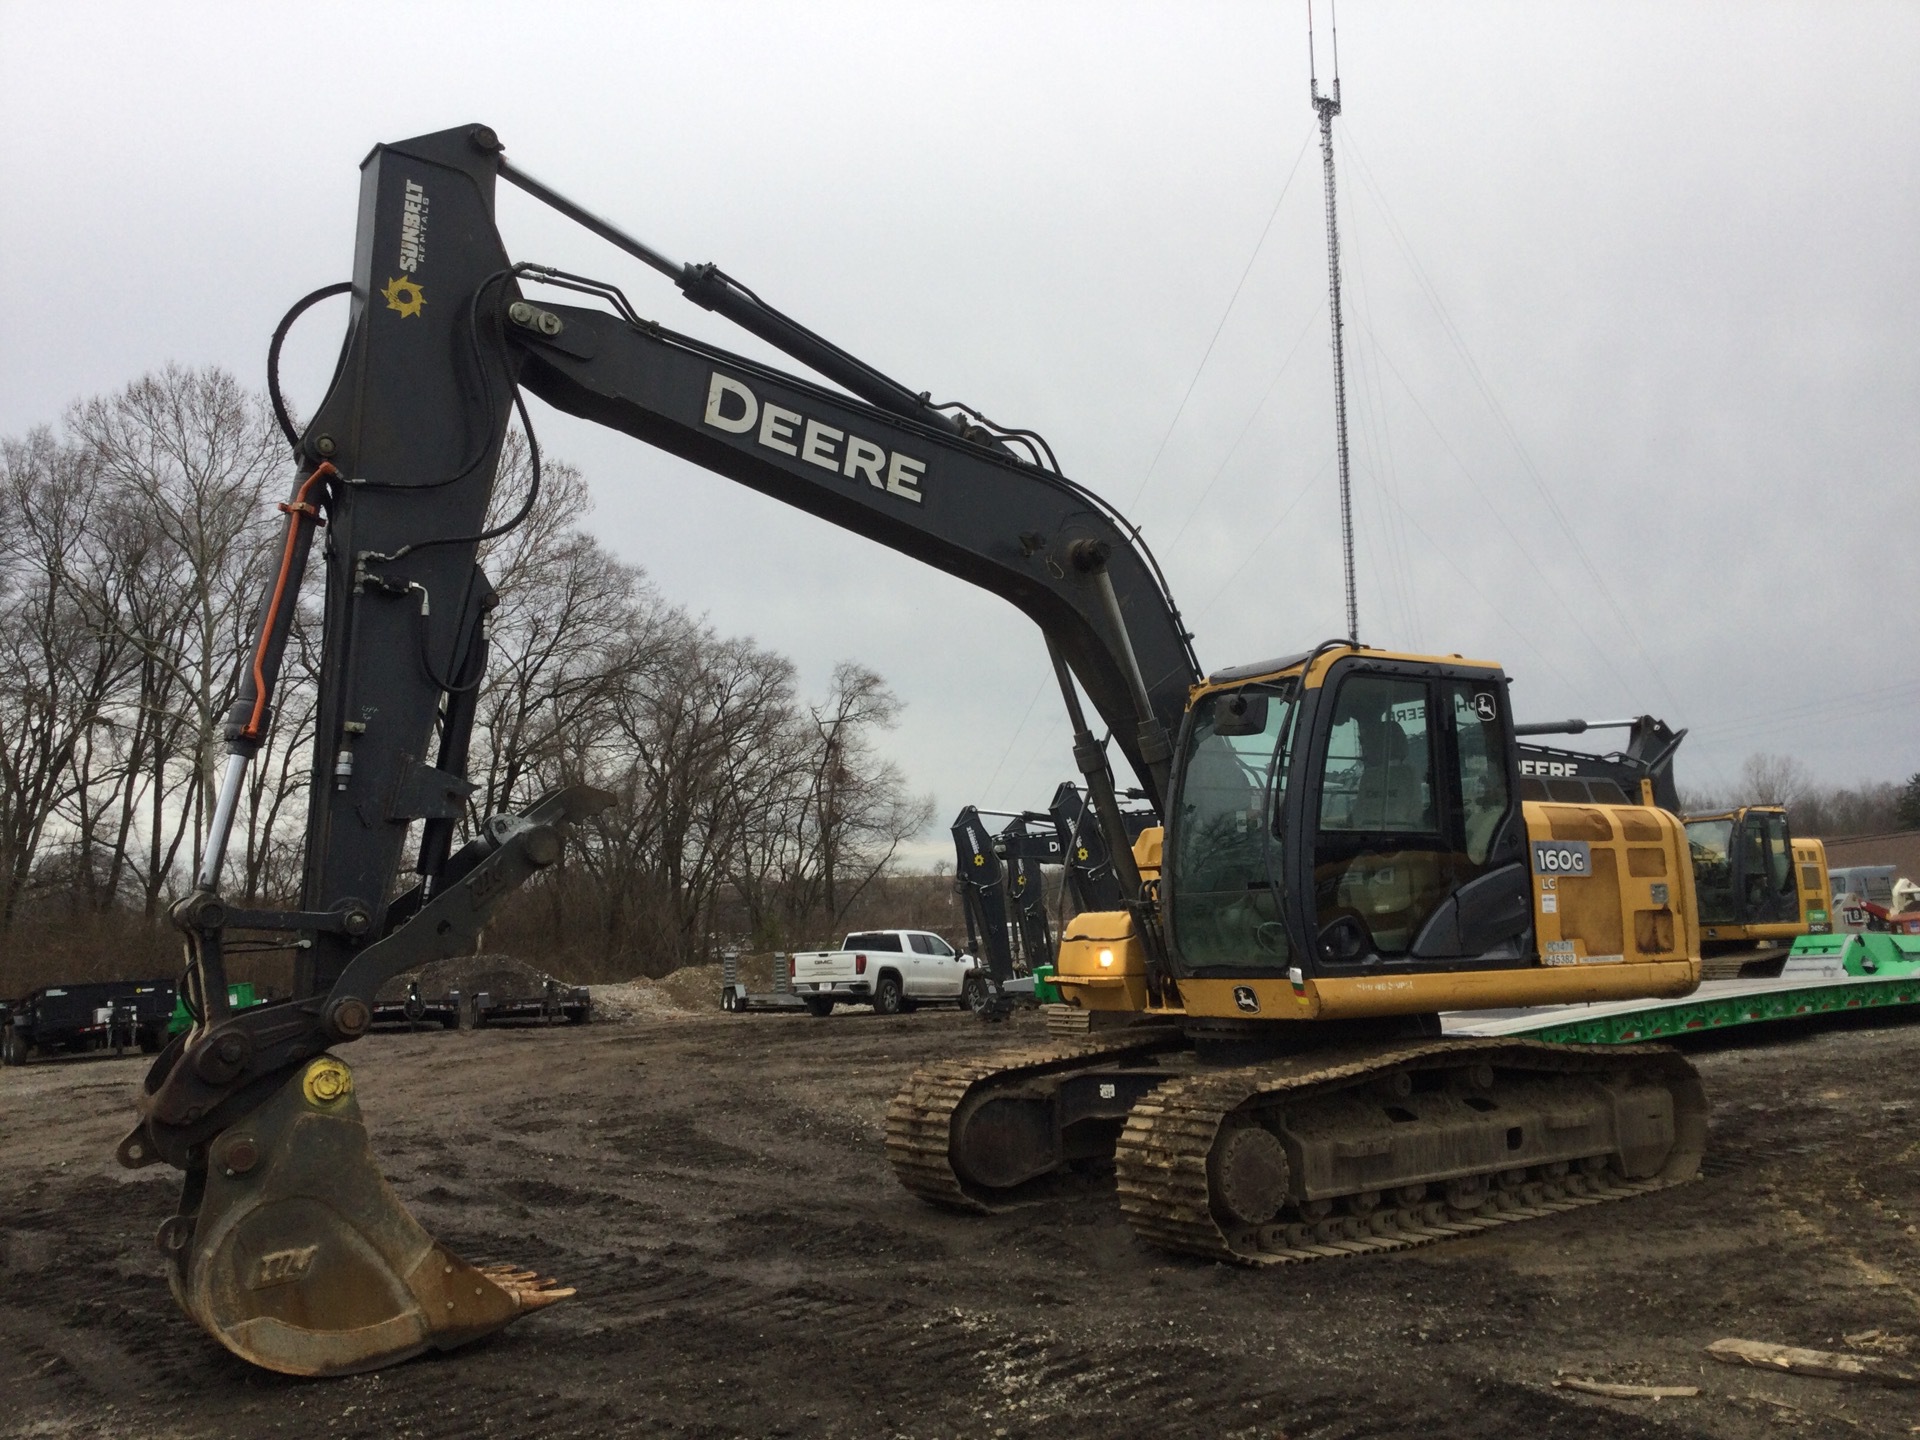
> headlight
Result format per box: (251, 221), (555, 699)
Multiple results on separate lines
(1098, 948), (1114, 968)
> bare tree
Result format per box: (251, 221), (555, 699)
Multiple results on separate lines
(1738, 752), (1815, 808)
(471, 439), (649, 819)
(1, 375), (941, 990)
(0, 429), (133, 930)
(67, 365), (287, 910)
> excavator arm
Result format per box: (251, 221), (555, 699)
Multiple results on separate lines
(124, 122), (1200, 1376)
(510, 298), (1198, 795)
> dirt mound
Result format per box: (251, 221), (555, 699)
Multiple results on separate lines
(589, 963), (725, 1021)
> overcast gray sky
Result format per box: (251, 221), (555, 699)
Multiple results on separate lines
(4, 1), (1915, 860)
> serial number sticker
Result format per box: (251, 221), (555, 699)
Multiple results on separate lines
(1542, 941), (1625, 967)
(1531, 840), (1591, 876)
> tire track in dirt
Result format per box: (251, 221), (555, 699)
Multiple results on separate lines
(5, 1010), (1919, 1437)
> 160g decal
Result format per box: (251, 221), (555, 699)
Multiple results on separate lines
(1531, 840), (1591, 876)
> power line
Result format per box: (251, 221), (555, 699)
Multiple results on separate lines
(1127, 131), (1316, 512)
(1164, 298), (1325, 557)
(1337, 122), (1682, 713)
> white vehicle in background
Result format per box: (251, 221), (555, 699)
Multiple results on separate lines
(789, 930), (987, 1016)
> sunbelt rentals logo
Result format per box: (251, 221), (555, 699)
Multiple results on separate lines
(383, 178), (430, 319)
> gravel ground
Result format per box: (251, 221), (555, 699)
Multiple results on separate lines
(2, 997), (1917, 1439)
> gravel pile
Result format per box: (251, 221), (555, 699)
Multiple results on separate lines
(589, 963), (726, 1020)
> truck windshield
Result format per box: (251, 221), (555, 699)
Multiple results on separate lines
(844, 932), (903, 951)
(1167, 682), (1297, 972)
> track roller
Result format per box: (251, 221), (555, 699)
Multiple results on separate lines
(1116, 1037), (1707, 1266)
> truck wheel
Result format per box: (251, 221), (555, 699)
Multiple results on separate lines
(805, 998), (835, 1018)
(873, 974), (905, 1016)
(961, 974), (989, 1014)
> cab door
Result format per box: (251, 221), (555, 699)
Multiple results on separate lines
(1726, 810), (1799, 927)
(1301, 660), (1528, 970)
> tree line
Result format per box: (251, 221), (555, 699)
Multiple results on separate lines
(1682, 753), (1920, 837)
(0, 366), (933, 995)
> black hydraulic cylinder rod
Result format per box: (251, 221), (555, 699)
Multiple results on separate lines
(223, 462), (334, 757)
(198, 460), (334, 892)
(497, 156), (966, 437)
(1069, 538), (1175, 803)
(1512, 717), (1638, 737)
(1047, 638), (1145, 904)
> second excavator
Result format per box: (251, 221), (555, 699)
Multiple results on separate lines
(125, 124), (1708, 1377)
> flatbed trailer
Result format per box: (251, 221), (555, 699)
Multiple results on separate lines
(1446, 932), (1920, 1044)
(370, 982), (461, 1031)
(3, 979), (177, 1064)
(166, 982), (263, 1039)
(719, 950), (808, 1014)
(465, 980), (591, 1027)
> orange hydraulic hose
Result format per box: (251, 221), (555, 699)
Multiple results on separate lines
(241, 461), (335, 743)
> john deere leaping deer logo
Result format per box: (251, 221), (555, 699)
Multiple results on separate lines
(381, 276), (425, 319)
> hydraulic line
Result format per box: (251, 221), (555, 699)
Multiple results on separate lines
(200, 460), (336, 892)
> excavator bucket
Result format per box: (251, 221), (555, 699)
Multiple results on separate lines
(165, 1054), (569, 1377)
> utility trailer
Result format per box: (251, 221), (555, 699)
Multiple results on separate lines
(463, 978), (591, 1027)
(370, 981), (461, 1031)
(2, 979), (176, 1064)
(719, 950), (808, 1014)
(1445, 931), (1920, 1045)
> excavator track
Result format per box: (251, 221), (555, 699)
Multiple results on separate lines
(886, 1031), (1184, 1212)
(1115, 1037), (1706, 1266)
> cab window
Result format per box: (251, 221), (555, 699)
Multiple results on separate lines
(1313, 674), (1451, 959)
(1449, 682), (1510, 866)
(1319, 677), (1437, 835)
(1685, 818), (1736, 925)
(1166, 683), (1297, 970)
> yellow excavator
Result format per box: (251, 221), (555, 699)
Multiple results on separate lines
(887, 652), (1703, 1260)
(1500, 716), (1832, 975)
(123, 125), (1707, 1375)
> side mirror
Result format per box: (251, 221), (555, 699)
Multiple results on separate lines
(1214, 691), (1269, 737)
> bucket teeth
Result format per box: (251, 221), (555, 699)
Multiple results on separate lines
(477, 1264), (575, 1309)
(170, 1055), (570, 1376)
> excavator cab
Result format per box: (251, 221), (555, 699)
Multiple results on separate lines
(1160, 650), (1533, 1003)
(1684, 805), (1816, 953)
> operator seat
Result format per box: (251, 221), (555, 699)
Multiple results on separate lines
(1352, 717), (1422, 831)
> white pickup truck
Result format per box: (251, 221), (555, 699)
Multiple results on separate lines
(789, 930), (986, 1016)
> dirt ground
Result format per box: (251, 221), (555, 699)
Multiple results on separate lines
(3, 995), (1918, 1439)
